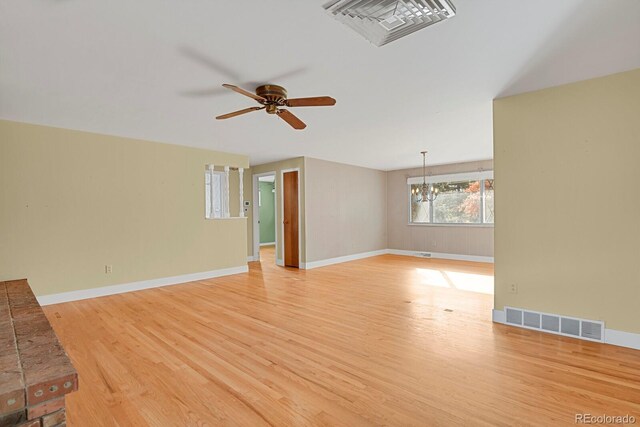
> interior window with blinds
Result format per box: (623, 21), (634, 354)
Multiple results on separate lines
(205, 168), (226, 219)
(409, 172), (494, 225)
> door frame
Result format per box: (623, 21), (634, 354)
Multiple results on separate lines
(252, 171), (277, 262)
(280, 168), (301, 268)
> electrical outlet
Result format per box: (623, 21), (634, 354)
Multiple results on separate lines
(509, 283), (518, 294)
(105, 265), (113, 274)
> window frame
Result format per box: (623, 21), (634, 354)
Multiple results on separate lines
(205, 168), (228, 220)
(407, 171), (494, 227)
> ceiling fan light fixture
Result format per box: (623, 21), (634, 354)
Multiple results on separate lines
(323, 0), (456, 47)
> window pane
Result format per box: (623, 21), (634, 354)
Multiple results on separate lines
(484, 179), (494, 224)
(205, 171), (225, 219)
(432, 180), (481, 224)
(205, 172), (212, 218)
(212, 173), (222, 217)
(410, 184), (430, 223)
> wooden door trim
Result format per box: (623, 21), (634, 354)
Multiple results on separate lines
(280, 168), (301, 268)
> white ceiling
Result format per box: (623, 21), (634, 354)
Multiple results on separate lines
(1, 1), (639, 171)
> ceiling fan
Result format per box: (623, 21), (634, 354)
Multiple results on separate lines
(216, 84), (336, 130)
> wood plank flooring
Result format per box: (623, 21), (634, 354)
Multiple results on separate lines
(43, 247), (640, 426)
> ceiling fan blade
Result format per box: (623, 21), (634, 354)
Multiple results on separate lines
(262, 66), (308, 84)
(216, 106), (264, 120)
(181, 87), (227, 97)
(285, 96), (336, 107)
(222, 84), (266, 102)
(277, 109), (307, 130)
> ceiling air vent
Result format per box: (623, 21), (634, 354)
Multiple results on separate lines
(380, 15), (405, 31)
(323, 0), (456, 47)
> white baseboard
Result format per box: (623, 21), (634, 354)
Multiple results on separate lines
(492, 308), (506, 323)
(297, 248), (492, 270)
(387, 249), (494, 263)
(302, 249), (388, 270)
(276, 259), (284, 266)
(260, 242), (275, 247)
(604, 329), (640, 350)
(247, 255), (259, 262)
(492, 309), (640, 351)
(37, 265), (249, 306)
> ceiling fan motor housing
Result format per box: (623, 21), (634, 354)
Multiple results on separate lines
(256, 85), (288, 113)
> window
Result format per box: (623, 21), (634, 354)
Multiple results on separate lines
(205, 168), (227, 219)
(408, 172), (494, 225)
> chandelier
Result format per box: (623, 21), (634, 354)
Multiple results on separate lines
(413, 151), (438, 203)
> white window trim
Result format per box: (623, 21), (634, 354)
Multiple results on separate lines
(406, 170), (493, 185)
(223, 166), (230, 218)
(407, 222), (495, 228)
(407, 170), (494, 226)
(238, 167), (244, 217)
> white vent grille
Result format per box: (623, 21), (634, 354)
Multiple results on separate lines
(541, 314), (560, 333)
(581, 321), (603, 341)
(323, 0), (456, 47)
(561, 317), (580, 337)
(505, 307), (522, 325)
(523, 311), (540, 329)
(504, 307), (604, 342)
(380, 15), (405, 30)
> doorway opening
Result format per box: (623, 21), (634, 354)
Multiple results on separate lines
(258, 175), (276, 260)
(253, 172), (276, 263)
(252, 169), (300, 268)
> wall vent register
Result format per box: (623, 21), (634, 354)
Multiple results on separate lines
(323, 0), (456, 46)
(504, 307), (604, 342)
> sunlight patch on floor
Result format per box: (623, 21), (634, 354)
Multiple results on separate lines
(415, 268), (450, 288)
(416, 268), (494, 295)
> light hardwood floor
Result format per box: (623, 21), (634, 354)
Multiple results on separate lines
(44, 247), (640, 426)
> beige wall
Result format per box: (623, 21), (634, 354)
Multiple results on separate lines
(494, 68), (640, 334)
(386, 160), (494, 257)
(250, 157), (306, 263)
(305, 157), (387, 262)
(0, 120), (249, 296)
